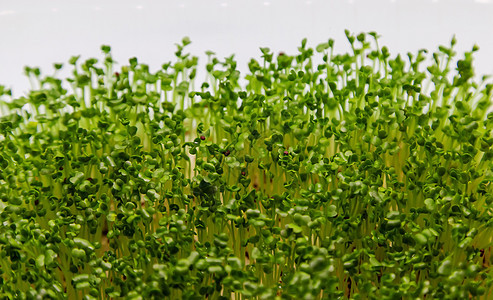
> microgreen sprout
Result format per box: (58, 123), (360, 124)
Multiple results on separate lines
(0, 33), (492, 299)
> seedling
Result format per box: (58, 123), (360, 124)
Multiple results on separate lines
(0, 33), (492, 299)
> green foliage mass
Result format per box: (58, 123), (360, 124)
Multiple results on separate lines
(0, 32), (492, 299)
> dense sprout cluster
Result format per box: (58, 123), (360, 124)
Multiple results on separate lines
(0, 32), (492, 299)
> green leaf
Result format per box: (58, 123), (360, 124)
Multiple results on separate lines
(287, 223), (303, 234)
(424, 198), (436, 211)
(70, 172), (85, 184)
(316, 43), (329, 53)
(438, 259), (453, 276)
(327, 205), (338, 217)
(73, 237), (95, 251)
(36, 254), (45, 268)
(414, 233), (427, 245)
(369, 257), (382, 267)
(71, 248), (86, 259)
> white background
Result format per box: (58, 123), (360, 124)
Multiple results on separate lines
(1, 0), (492, 97)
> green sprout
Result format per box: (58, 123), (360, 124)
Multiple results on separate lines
(0, 32), (492, 299)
